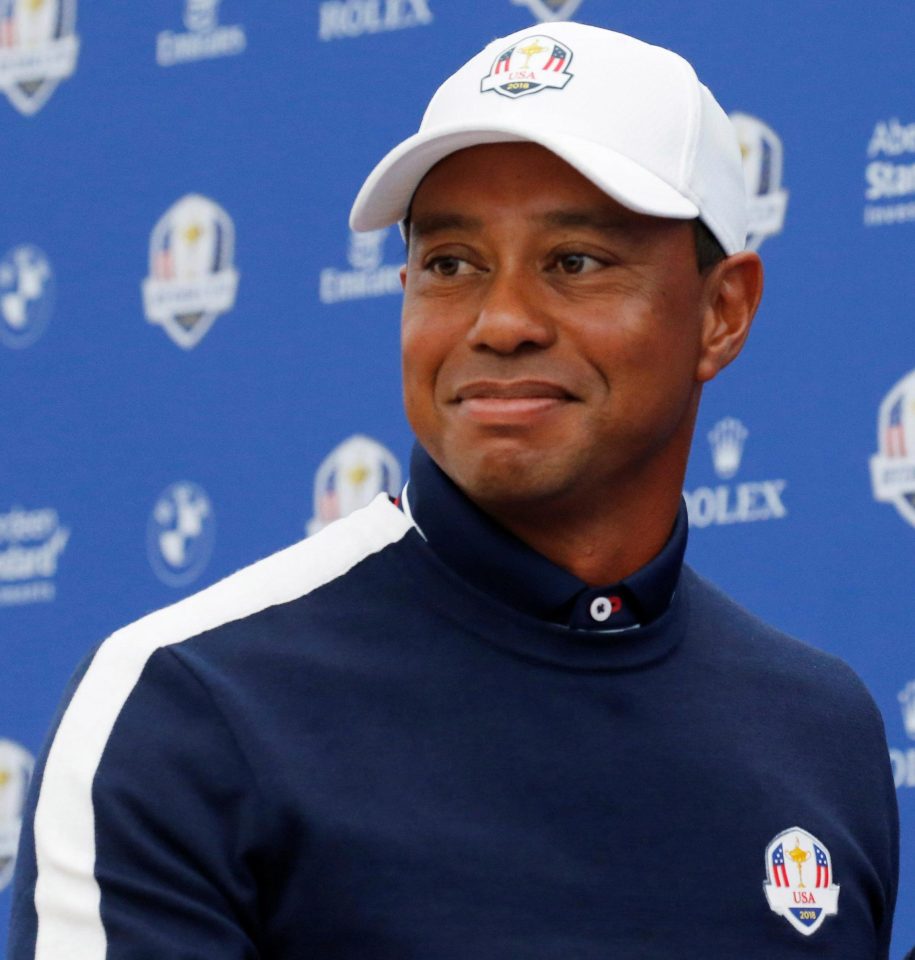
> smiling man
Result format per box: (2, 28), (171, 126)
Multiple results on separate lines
(9, 22), (898, 960)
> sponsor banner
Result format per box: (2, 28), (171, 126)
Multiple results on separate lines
(156, 0), (246, 68)
(864, 118), (915, 227)
(142, 194), (240, 349)
(307, 435), (401, 535)
(0, 506), (70, 607)
(891, 679), (915, 790)
(0, 0), (79, 116)
(730, 113), (789, 251)
(319, 228), (402, 305)
(0, 739), (34, 892)
(509, 0), (583, 22)
(870, 368), (915, 528)
(684, 417), (788, 528)
(318, 0), (432, 42)
(147, 481), (215, 587)
(0, 244), (54, 349)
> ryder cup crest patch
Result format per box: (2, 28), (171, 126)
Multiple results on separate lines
(763, 827), (839, 936)
(481, 34), (573, 99)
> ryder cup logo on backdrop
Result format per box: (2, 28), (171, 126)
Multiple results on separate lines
(683, 417), (788, 528)
(870, 369), (915, 528)
(319, 228), (402, 304)
(0, 505), (69, 607)
(0, 739), (34, 892)
(147, 481), (214, 587)
(318, 0), (432, 42)
(892, 679), (915, 789)
(0, 0), (79, 116)
(307, 435), (401, 535)
(512, 0), (581, 23)
(510, 0), (583, 22)
(481, 34), (573, 100)
(156, 0), (246, 68)
(0, 244), (54, 349)
(864, 117), (915, 227)
(763, 828), (839, 936)
(891, 679), (915, 789)
(730, 113), (789, 251)
(142, 194), (240, 349)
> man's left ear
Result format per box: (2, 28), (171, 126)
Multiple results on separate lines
(695, 251), (764, 383)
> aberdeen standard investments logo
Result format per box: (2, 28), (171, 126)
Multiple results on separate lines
(0, 244), (54, 349)
(0, 505), (70, 606)
(319, 228), (402, 305)
(864, 118), (915, 227)
(156, 0), (246, 67)
(870, 369), (915, 528)
(0, 0), (79, 116)
(142, 194), (240, 349)
(318, 0), (432, 42)
(684, 417), (788, 528)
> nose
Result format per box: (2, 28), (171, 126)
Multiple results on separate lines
(466, 270), (556, 355)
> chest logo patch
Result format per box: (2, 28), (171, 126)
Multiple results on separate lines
(763, 827), (839, 936)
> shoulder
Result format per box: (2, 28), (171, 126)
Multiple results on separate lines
(679, 565), (884, 720)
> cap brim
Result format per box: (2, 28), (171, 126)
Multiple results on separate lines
(350, 122), (699, 231)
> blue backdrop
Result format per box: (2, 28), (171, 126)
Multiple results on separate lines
(2, 1), (913, 955)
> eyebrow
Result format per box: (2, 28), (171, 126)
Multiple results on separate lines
(408, 208), (636, 241)
(408, 213), (484, 240)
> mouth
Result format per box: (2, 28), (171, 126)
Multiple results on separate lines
(452, 380), (576, 421)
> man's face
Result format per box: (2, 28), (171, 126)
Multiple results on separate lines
(401, 142), (715, 517)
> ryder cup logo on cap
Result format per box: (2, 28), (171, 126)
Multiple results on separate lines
(481, 33), (573, 100)
(870, 369), (915, 528)
(142, 194), (240, 349)
(510, 0), (583, 22)
(148, 481), (215, 587)
(0, 738), (34, 892)
(0, 0), (79, 116)
(350, 23), (748, 258)
(0, 244), (54, 349)
(730, 113), (788, 251)
(763, 828), (839, 936)
(307, 435), (401, 535)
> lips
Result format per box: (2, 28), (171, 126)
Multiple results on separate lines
(452, 380), (576, 422)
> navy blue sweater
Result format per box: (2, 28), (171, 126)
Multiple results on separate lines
(8, 460), (898, 958)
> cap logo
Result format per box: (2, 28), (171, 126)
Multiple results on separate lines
(480, 34), (573, 99)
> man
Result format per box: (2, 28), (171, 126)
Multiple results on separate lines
(9, 22), (898, 959)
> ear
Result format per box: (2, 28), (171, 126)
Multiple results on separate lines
(695, 251), (764, 383)
(399, 264), (408, 290)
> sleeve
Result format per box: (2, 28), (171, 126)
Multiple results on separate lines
(7, 642), (267, 960)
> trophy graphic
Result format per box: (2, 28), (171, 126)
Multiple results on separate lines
(787, 837), (811, 888)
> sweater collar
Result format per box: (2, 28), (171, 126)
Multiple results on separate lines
(403, 445), (687, 632)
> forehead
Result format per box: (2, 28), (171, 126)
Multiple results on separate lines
(408, 142), (682, 238)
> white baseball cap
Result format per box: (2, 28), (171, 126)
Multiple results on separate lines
(350, 22), (747, 255)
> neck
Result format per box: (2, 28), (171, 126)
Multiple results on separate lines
(476, 465), (687, 586)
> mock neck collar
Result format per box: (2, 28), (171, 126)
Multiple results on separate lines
(403, 445), (687, 632)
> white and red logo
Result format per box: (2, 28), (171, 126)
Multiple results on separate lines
(481, 33), (573, 100)
(763, 827), (839, 936)
(870, 369), (915, 528)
